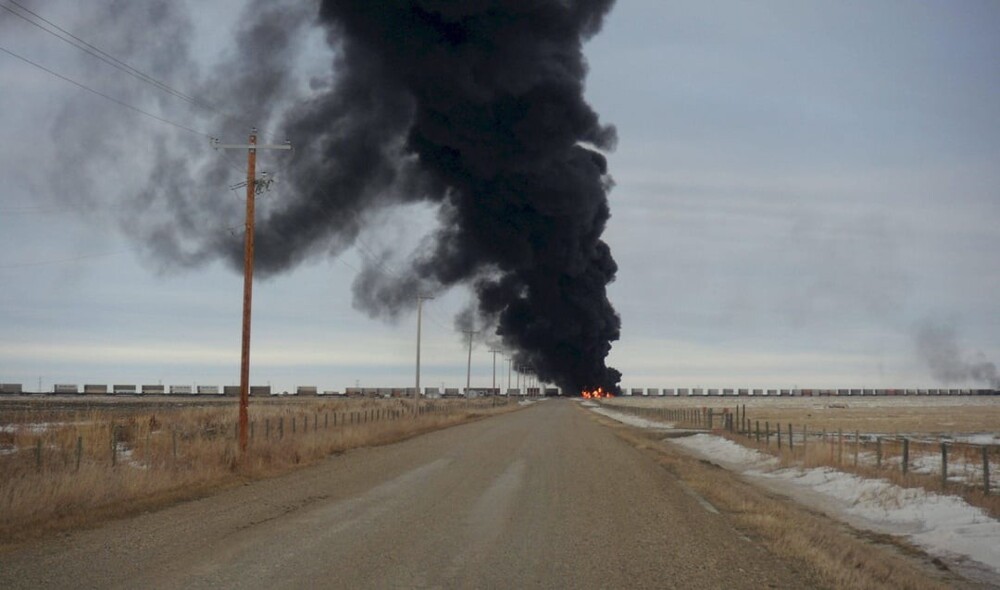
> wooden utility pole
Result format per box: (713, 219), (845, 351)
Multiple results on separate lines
(212, 129), (291, 456)
(415, 295), (433, 416)
(489, 348), (501, 395)
(504, 355), (511, 393)
(463, 330), (477, 395)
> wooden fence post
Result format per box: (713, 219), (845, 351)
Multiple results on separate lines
(765, 422), (770, 447)
(902, 438), (909, 475)
(876, 437), (882, 469)
(983, 447), (991, 495)
(940, 442), (948, 487)
(755, 421), (760, 443)
(854, 430), (860, 467)
(837, 429), (843, 465)
(787, 424), (793, 453)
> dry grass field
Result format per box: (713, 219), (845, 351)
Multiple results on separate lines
(604, 395), (1000, 434)
(0, 396), (518, 545)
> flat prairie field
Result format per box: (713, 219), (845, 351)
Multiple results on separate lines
(603, 396), (1000, 436)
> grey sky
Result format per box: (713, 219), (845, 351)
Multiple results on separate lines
(1, 1), (997, 393)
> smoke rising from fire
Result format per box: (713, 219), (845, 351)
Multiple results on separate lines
(916, 320), (1000, 388)
(280, 1), (624, 394)
(48, 1), (623, 394)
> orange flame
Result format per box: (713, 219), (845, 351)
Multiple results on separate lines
(581, 387), (614, 399)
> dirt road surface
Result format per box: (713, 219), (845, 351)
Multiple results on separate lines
(0, 399), (818, 589)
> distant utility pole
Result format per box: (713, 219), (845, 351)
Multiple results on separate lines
(415, 295), (433, 416)
(212, 129), (292, 456)
(463, 330), (477, 394)
(506, 356), (512, 393)
(489, 348), (501, 394)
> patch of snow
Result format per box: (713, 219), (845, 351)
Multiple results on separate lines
(588, 406), (674, 430)
(672, 433), (778, 470)
(756, 467), (1000, 577)
(670, 433), (1000, 582)
(949, 433), (1000, 445)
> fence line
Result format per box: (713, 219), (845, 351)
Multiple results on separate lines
(600, 401), (998, 496)
(0, 398), (509, 479)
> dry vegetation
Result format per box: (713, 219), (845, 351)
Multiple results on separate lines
(589, 409), (969, 590)
(603, 395), (1000, 434)
(0, 396), (518, 545)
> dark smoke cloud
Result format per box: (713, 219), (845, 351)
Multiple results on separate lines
(41, 0), (623, 394)
(287, 0), (623, 393)
(915, 319), (999, 388)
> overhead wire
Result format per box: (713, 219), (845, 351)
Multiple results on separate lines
(1, 0), (250, 128)
(0, 44), (213, 138)
(0, 249), (129, 269)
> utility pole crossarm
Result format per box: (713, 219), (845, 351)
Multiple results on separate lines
(213, 143), (292, 150)
(212, 138), (292, 151)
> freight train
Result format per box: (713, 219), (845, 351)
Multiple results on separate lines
(0, 383), (551, 397)
(622, 387), (998, 397)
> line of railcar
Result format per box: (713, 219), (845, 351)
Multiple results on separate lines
(0, 383), (556, 397)
(3, 382), (997, 397)
(623, 387), (998, 397)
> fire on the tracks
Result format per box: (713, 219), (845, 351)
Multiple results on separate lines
(581, 387), (614, 399)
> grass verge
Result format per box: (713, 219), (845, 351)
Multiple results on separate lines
(585, 407), (975, 590)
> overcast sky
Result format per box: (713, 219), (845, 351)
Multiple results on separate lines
(1, 0), (998, 393)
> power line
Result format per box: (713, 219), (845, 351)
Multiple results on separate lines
(1, 0), (231, 120)
(0, 249), (128, 269)
(0, 43), (212, 138)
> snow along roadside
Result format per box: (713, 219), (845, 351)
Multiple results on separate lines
(585, 402), (1000, 584)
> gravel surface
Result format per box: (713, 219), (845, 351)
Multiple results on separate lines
(0, 399), (815, 589)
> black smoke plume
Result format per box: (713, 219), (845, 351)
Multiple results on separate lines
(916, 320), (999, 388)
(37, 0), (623, 394)
(271, 1), (623, 394)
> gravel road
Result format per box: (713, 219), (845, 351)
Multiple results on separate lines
(0, 399), (816, 589)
